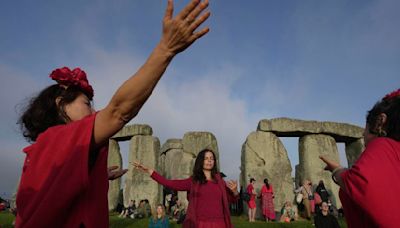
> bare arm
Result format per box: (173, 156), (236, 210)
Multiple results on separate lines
(319, 156), (346, 189)
(93, 0), (210, 146)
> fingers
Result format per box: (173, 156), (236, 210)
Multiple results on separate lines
(319, 155), (341, 172)
(188, 11), (210, 34)
(189, 27), (210, 44)
(319, 155), (328, 163)
(108, 165), (119, 171)
(177, 0), (201, 20)
(164, 0), (174, 21)
(185, 0), (209, 24)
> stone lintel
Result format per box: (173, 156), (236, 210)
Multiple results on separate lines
(160, 139), (183, 154)
(111, 124), (153, 140)
(258, 118), (363, 142)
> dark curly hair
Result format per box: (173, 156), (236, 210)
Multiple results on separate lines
(366, 94), (400, 141)
(192, 149), (219, 184)
(18, 84), (91, 142)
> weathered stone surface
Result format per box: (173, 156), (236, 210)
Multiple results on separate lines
(345, 138), (365, 167)
(161, 139), (183, 154)
(182, 132), (219, 168)
(108, 139), (123, 211)
(240, 131), (294, 216)
(298, 134), (341, 207)
(111, 124), (153, 140)
(124, 135), (161, 207)
(162, 139), (191, 207)
(294, 164), (302, 188)
(258, 118), (364, 142)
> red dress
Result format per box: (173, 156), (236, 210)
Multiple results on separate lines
(246, 184), (256, 209)
(260, 184), (275, 220)
(340, 137), (400, 228)
(151, 171), (238, 228)
(16, 114), (109, 228)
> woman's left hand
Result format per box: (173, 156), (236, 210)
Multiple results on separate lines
(108, 166), (128, 180)
(226, 180), (238, 194)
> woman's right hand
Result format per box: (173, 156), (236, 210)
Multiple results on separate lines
(158, 0), (210, 56)
(132, 161), (154, 175)
(319, 155), (341, 172)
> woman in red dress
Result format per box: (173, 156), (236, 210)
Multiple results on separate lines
(320, 89), (400, 228)
(246, 178), (257, 222)
(15, 1), (210, 227)
(134, 149), (239, 228)
(259, 178), (275, 221)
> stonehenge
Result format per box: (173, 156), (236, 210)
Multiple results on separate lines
(108, 117), (365, 218)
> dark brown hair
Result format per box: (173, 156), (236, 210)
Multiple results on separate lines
(192, 149), (219, 184)
(18, 84), (89, 142)
(366, 95), (400, 141)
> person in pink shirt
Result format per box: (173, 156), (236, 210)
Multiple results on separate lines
(320, 88), (400, 228)
(259, 178), (275, 221)
(246, 178), (257, 222)
(134, 149), (239, 228)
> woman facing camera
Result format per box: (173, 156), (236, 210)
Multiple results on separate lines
(134, 149), (239, 228)
(149, 204), (169, 228)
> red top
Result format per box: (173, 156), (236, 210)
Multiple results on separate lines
(246, 184), (256, 201)
(151, 171), (238, 227)
(261, 184), (273, 194)
(340, 137), (400, 228)
(16, 114), (109, 228)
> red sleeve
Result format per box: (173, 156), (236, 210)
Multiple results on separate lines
(16, 114), (97, 227)
(225, 185), (239, 203)
(340, 137), (400, 226)
(151, 171), (192, 191)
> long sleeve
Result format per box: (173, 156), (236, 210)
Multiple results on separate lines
(151, 171), (192, 191)
(340, 137), (400, 227)
(16, 113), (109, 228)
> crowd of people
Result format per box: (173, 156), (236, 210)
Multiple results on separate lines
(243, 177), (341, 227)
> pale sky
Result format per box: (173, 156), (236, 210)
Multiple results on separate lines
(1, 0), (399, 198)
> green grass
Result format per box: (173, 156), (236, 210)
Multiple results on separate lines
(0, 211), (15, 228)
(0, 211), (347, 228)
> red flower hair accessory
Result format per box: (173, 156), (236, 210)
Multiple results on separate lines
(49, 67), (94, 99)
(383, 89), (400, 101)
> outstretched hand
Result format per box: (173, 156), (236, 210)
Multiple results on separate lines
(226, 180), (238, 195)
(319, 156), (341, 172)
(132, 161), (154, 175)
(108, 166), (128, 180)
(159, 0), (210, 56)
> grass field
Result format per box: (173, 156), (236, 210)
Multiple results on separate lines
(1, 211), (347, 227)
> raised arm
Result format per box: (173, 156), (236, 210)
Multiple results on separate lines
(133, 161), (191, 191)
(94, 0), (210, 146)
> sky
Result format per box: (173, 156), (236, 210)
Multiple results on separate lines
(1, 0), (399, 199)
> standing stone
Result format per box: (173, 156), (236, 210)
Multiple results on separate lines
(108, 139), (123, 211)
(298, 134), (341, 207)
(294, 164), (302, 188)
(124, 135), (161, 208)
(240, 131), (294, 218)
(161, 139), (191, 207)
(182, 132), (219, 168)
(163, 139), (186, 179)
(345, 138), (365, 167)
